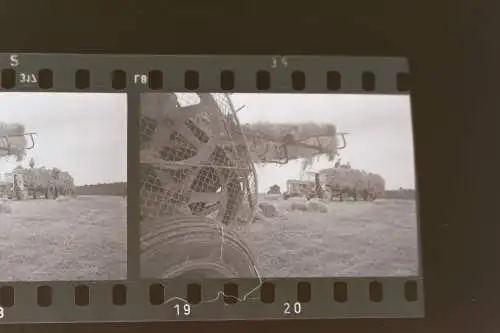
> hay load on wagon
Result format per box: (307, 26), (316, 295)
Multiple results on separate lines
(0, 166), (76, 201)
(318, 166), (385, 201)
(12, 166), (76, 199)
(140, 92), (350, 279)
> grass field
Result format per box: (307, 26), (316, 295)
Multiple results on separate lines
(234, 195), (419, 278)
(0, 195), (127, 281)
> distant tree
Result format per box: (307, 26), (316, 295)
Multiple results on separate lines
(29, 157), (35, 169)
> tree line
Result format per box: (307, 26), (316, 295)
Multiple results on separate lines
(380, 188), (416, 200)
(74, 182), (127, 196)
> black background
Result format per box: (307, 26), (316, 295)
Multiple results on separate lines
(0, 0), (498, 332)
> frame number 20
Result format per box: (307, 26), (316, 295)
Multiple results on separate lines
(283, 302), (302, 315)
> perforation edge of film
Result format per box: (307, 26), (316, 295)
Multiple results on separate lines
(0, 277), (424, 323)
(0, 53), (409, 94)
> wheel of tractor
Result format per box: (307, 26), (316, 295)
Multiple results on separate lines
(141, 215), (259, 279)
(362, 190), (369, 201)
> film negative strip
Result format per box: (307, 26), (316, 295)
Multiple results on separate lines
(0, 53), (423, 323)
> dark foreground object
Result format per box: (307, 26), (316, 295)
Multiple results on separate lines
(141, 215), (259, 279)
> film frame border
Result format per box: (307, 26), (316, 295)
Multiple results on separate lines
(0, 53), (423, 323)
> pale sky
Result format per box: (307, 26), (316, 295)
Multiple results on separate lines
(230, 93), (416, 192)
(0, 92), (127, 186)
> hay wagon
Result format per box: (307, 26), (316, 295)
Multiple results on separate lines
(17, 167), (76, 199)
(318, 167), (385, 201)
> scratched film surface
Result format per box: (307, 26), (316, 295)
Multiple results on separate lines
(0, 92), (128, 281)
(139, 92), (419, 279)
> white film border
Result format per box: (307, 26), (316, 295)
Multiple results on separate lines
(0, 53), (422, 323)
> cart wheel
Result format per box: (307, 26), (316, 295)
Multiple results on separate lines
(141, 215), (259, 279)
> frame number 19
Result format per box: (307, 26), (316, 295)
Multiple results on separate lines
(174, 303), (191, 317)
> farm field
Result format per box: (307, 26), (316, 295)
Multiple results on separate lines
(0, 195), (127, 281)
(233, 195), (420, 278)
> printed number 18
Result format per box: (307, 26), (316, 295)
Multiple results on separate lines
(0, 307), (5, 319)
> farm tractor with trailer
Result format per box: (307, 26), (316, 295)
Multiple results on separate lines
(0, 124), (76, 200)
(10, 166), (76, 199)
(282, 162), (385, 202)
(140, 92), (385, 279)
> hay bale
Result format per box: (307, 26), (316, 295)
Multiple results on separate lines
(251, 206), (267, 223)
(0, 200), (12, 214)
(258, 202), (278, 218)
(307, 200), (328, 213)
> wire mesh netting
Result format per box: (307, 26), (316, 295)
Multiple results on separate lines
(140, 93), (258, 225)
